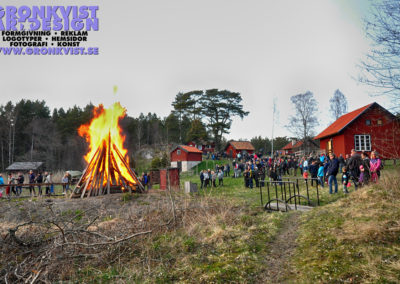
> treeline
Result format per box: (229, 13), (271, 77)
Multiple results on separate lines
(0, 98), (291, 171)
(250, 136), (291, 155)
(0, 99), (189, 171)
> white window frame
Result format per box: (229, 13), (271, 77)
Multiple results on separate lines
(177, 150), (181, 155)
(354, 135), (371, 151)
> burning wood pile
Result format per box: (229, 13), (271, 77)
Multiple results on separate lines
(71, 103), (143, 198)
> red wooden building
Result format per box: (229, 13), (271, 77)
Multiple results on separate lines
(280, 140), (303, 155)
(170, 145), (202, 172)
(187, 141), (215, 153)
(280, 139), (320, 156)
(314, 102), (400, 159)
(225, 141), (255, 158)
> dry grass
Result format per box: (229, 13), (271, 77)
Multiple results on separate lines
(0, 189), (287, 283)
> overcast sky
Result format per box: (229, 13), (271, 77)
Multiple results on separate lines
(0, 0), (390, 140)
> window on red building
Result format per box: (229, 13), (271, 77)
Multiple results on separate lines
(354, 135), (371, 151)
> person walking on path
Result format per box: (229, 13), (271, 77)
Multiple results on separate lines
(327, 153), (339, 194)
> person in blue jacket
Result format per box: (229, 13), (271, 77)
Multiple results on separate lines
(327, 153), (339, 194)
(317, 163), (325, 188)
(0, 174), (4, 198)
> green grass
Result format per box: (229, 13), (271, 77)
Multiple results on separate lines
(181, 171), (348, 209)
(181, 159), (232, 177)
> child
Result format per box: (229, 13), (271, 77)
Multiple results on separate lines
(358, 165), (364, 187)
(62, 173), (69, 194)
(341, 167), (350, 193)
(211, 171), (217, 187)
(317, 163), (324, 188)
(302, 170), (309, 181)
(218, 169), (224, 186)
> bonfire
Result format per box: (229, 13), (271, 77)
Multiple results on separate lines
(71, 103), (143, 198)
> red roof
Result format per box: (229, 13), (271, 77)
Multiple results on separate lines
(293, 141), (303, 148)
(177, 145), (202, 154)
(282, 142), (293, 150)
(226, 141), (255, 151)
(314, 103), (374, 140)
(281, 140), (304, 150)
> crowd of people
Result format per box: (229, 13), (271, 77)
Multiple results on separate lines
(0, 171), (72, 199)
(199, 150), (383, 193)
(199, 163), (231, 189)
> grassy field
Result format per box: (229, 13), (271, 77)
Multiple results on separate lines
(181, 163), (347, 209)
(2, 159), (399, 282)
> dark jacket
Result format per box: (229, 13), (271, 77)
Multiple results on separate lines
(17, 175), (24, 184)
(338, 156), (345, 166)
(327, 158), (339, 176)
(348, 154), (362, 178)
(309, 164), (318, 177)
(29, 173), (35, 183)
(36, 174), (43, 183)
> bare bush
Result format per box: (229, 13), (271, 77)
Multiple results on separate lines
(0, 191), (240, 283)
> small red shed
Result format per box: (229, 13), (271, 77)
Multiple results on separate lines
(225, 141), (255, 158)
(160, 168), (180, 190)
(314, 102), (400, 159)
(170, 145), (202, 172)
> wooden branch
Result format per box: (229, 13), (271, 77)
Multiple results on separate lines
(80, 148), (102, 198)
(73, 147), (100, 193)
(87, 146), (104, 197)
(58, 230), (152, 248)
(113, 144), (144, 190)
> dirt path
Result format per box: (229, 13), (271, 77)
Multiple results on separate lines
(260, 211), (302, 283)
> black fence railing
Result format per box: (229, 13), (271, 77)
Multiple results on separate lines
(259, 177), (321, 211)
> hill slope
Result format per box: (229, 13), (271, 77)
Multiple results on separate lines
(291, 170), (400, 283)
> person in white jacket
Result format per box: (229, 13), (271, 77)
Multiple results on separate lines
(44, 172), (52, 196)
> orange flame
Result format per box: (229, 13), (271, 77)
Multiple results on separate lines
(78, 102), (136, 187)
(78, 103), (127, 162)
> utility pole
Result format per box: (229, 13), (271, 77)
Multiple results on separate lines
(271, 98), (277, 157)
(8, 118), (13, 166)
(12, 119), (15, 164)
(31, 131), (34, 161)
